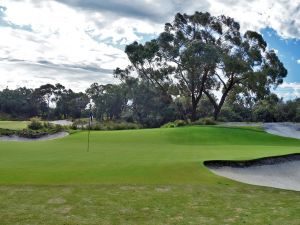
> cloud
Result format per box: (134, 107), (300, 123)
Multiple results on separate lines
(0, 59), (117, 92)
(276, 82), (300, 100)
(1, 0), (300, 92)
(297, 59), (300, 64)
(0, 0), (129, 90)
(280, 82), (300, 90)
(54, 0), (300, 39)
(55, 0), (211, 23)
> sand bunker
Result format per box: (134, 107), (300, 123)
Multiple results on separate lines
(50, 120), (73, 126)
(221, 122), (300, 140)
(264, 123), (300, 139)
(0, 132), (69, 142)
(205, 154), (300, 191)
(219, 122), (262, 127)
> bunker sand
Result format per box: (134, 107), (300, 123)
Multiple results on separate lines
(205, 154), (300, 192)
(0, 132), (69, 142)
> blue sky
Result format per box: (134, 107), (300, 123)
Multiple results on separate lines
(0, 0), (300, 99)
(260, 28), (300, 98)
(262, 28), (300, 83)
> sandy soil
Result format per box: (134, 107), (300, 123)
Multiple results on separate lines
(0, 132), (69, 142)
(205, 154), (300, 191)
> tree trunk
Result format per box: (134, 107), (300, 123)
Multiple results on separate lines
(191, 104), (197, 121)
(213, 107), (221, 120)
(191, 95), (198, 122)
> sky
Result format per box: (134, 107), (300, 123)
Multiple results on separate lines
(0, 0), (300, 99)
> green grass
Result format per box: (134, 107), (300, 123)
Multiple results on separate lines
(1, 126), (300, 224)
(0, 120), (29, 130)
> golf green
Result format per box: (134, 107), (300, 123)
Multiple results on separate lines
(0, 126), (300, 224)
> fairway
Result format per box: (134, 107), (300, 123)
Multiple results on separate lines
(1, 126), (300, 224)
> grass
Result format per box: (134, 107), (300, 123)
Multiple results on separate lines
(0, 126), (300, 224)
(0, 120), (29, 130)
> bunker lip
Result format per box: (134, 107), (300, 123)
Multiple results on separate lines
(204, 153), (300, 168)
(204, 153), (300, 192)
(0, 131), (69, 142)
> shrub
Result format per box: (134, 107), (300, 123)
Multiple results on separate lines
(161, 120), (187, 128)
(0, 128), (15, 136)
(174, 120), (186, 127)
(161, 122), (176, 128)
(84, 121), (141, 131)
(192, 117), (217, 125)
(28, 117), (43, 130)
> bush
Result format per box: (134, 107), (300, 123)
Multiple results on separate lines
(85, 121), (141, 131)
(71, 119), (90, 130)
(192, 117), (217, 125)
(0, 128), (15, 136)
(17, 129), (48, 138)
(28, 117), (43, 130)
(161, 120), (187, 128)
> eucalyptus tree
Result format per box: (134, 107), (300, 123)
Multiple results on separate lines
(203, 30), (287, 119)
(120, 12), (250, 121)
(118, 11), (287, 121)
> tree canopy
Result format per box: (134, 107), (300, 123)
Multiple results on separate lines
(116, 11), (287, 121)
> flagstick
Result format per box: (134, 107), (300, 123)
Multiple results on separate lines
(87, 120), (90, 152)
(87, 105), (92, 152)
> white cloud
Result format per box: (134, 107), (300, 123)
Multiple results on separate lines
(276, 82), (300, 100)
(0, 60), (118, 92)
(297, 59), (300, 64)
(280, 82), (300, 90)
(0, 0), (129, 90)
(1, 0), (300, 91)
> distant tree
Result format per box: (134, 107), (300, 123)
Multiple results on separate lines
(86, 83), (128, 120)
(56, 89), (89, 119)
(253, 94), (279, 122)
(0, 87), (38, 118)
(33, 84), (56, 118)
(113, 72), (177, 126)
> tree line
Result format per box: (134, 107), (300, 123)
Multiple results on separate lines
(0, 12), (296, 126)
(0, 84), (89, 120)
(2, 81), (300, 125)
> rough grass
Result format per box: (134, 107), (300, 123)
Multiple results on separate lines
(0, 120), (29, 130)
(0, 126), (300, 224)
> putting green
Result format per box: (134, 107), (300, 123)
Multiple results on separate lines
(0, 126), (300, 224)
(0, 126), (300, 184)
